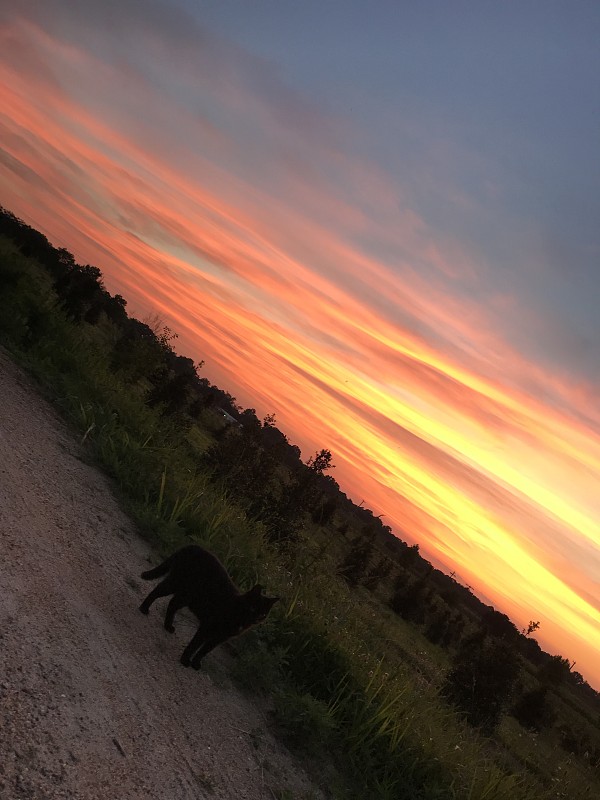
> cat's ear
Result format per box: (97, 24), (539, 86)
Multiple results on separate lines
(266, 595), (280, 606)
(248, 584), (263, 597)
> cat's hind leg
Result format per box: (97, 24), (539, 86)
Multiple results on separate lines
(139, 577), (176, 616)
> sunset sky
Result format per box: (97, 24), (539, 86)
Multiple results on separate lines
(1, 0), (599, 688)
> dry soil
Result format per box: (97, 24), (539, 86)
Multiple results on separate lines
(0, 348), (324, 800)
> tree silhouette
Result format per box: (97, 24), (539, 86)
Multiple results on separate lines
(311, 496), (337, 526)
(481, 607), (520, 642)
(442, 631), (520, 733)
(111, 319), (159, 380)
(363, 556), (393, 592)
(54, 264), (105, 321)
(511, 685), (554, 732)
(440, 612), (466, 648)
(522, 620), (540, 637)
(338, 532), (374, 586)
(539, 654), (572, 686)
(306, 449), (335, 474)
(389, 569), (431, 622)
(424, 603), (452, 645)
(397, 543), (420, 567)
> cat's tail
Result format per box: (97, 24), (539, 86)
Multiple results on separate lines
(141, 553), (176, 581)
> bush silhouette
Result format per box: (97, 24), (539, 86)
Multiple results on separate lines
(511, 685), (554, 731)
(442, 630), (520, 733)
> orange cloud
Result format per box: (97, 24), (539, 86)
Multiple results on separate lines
(1, 13), (599, 688)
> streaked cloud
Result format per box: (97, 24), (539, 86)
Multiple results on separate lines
(1, 2), (599, 687)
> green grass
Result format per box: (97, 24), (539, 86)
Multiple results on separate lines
(1, 235), (598, 800)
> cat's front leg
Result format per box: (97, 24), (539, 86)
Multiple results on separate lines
(190, 636), (223, 670)
(180, 626), (208, 668)
(180, 651), (191, 667)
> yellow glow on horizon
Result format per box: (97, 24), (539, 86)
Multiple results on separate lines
(1, 15), (599, 689)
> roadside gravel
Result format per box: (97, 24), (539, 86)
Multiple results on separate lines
(0, 348), (322, 800)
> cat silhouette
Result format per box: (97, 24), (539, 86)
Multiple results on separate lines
(139, 545), (279, 669)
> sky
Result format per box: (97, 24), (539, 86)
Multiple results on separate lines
(1, 0), (599, 688)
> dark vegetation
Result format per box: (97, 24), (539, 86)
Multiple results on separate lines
(1, 204), (599, 799)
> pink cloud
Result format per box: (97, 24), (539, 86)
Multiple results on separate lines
(1, 9), (599, 687)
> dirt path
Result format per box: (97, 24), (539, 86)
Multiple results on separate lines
(0, 349), (322, 800)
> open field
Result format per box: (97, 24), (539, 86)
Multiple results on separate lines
(1, 213), (599, 799)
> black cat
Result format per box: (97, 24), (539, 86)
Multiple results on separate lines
(139, 544), (279, 669)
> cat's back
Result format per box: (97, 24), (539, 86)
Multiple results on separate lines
(172, 545), (235, 595)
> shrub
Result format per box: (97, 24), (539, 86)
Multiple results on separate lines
(442, 631), (520, 733)
(511, 685), (554, 732)
(272, 688), (337, 756)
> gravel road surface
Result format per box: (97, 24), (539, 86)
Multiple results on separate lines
(0, 349), (321, 800)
